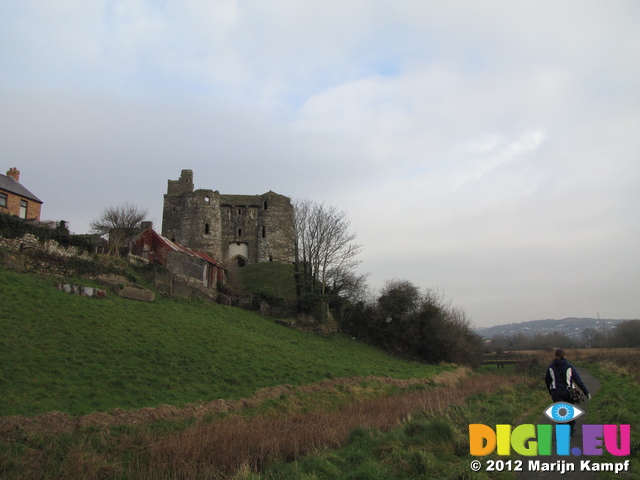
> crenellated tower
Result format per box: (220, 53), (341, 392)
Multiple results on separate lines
(162, 170), (294, 267)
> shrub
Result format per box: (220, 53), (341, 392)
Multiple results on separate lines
(342, 279), (484, 366)
(0, 213), (95, 253)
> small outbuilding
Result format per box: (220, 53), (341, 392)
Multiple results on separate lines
(130, 228), (226, 291)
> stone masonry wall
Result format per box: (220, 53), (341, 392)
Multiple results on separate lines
(0, 233), (90, 259)
(162, 170), (295, 267)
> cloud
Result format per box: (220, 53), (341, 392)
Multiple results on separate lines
(1, 0), (638, 326)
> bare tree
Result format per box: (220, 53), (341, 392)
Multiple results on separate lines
(90, 202), (148, 256)
(293, 198), (364, 297)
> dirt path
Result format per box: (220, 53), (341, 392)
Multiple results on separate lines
(517, 367), (601, 479)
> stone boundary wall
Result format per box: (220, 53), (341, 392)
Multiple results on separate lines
(0, 233), (91, 259)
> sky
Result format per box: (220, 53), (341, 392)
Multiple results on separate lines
(1, 1), (639, 328)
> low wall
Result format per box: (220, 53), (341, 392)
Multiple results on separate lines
(0, 233), (91, 259)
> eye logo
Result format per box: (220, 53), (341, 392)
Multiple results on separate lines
(544, 402), (585, 423)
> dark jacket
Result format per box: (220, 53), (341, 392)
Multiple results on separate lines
(545, 358), (589, 395)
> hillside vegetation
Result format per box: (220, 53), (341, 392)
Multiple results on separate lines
(0, 267), (445, 417)
(230, 261), (296, 301)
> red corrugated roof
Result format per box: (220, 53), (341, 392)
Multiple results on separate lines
(140, 229), (224, 268)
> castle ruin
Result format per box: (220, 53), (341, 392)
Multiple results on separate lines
(162, 170), (295, 267)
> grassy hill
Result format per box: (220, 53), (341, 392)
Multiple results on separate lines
(230, 261), (296, 301)
(0, 267), (444, 417)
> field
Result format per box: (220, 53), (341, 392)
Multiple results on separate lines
(2, 266), (640, 479)
(0, 268), (443, 416)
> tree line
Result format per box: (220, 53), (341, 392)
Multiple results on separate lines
(290, 198), (483, 366)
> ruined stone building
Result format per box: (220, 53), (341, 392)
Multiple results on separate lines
(162, 170), (295, 267)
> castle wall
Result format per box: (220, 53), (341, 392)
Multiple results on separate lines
(162, 170), (295, 266)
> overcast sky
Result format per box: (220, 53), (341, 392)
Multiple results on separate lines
(1, 1), (639, 328)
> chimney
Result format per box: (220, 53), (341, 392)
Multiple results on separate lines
(6, 167), (20, 182)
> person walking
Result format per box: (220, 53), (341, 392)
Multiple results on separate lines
(545, 349), (591, 435)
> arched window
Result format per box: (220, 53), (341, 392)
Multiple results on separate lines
(204, 223), (210, 234)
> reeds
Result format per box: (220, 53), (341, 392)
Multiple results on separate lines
(145, 374), (518, 479)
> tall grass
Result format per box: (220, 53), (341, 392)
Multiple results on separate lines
(576, 350), (640, 479)
(258, 372), (544, 480)
(0, 372), (528, 479)
(145, 374), (517, 479)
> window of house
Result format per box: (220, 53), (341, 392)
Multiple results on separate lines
(19, 200), (27, 219)
(0, 193), (7, 208)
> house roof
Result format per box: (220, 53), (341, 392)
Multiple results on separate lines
(138, 228), (223, 268)
(0, 173), (43, 203)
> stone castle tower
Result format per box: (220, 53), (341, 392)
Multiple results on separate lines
(162, 170), (295, 267)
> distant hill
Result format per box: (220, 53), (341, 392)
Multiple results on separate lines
(476, 317), (633, 339)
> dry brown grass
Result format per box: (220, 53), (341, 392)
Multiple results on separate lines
(515, 347), (640, 381)
(516, 347), (640, 359)
(1, 368), (525, 479)
(0, 370), (471, 442)
(144, 373), (518, 479)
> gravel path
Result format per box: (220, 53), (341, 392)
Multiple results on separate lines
(516, 367), (602, 479)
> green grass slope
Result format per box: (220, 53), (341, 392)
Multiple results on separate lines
(231, 261), (296, 300)
(0, 268), (443, 417)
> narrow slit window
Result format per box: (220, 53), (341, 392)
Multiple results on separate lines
(261, 226), (266, 238)
(237, 228), (242, 237)
(205, 223), (210, 234)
